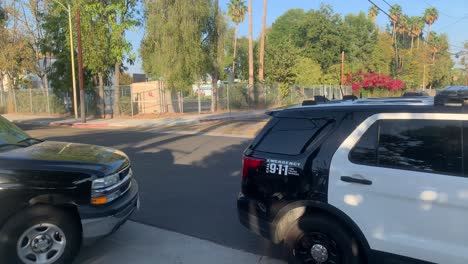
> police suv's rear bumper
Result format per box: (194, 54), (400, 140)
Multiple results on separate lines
(78, 179), (139, 244)
(237, 192), (279, 243)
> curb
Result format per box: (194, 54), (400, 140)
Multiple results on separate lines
(11, 113), (267, 129)
(51, 122), (133, 129)
(198, 113), (267, 123)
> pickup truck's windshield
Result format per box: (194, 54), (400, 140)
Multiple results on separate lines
(0, 116), (31, 145)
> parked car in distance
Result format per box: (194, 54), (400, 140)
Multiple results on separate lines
(0, 116), (139, 264)
(238, 87), (468, 264)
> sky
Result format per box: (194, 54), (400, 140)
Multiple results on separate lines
(126, 0), (468, 74)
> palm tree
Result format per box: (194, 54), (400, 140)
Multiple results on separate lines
(398, 15), (409, 41)
(248, 0), (254, 105)
(368, 5), (379, 24)
(389, 4), (402, 42)
(258, 0), (267, 85)
(413, 17), (425, 49)
(227, 0), (247, 75)
(408, 16), (419, 50)
(424, 7), (439, 44)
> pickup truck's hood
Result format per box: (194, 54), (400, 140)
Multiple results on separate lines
(0, 141), (129, 178)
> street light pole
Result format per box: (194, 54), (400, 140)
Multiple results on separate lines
(51, 0), (78, 119)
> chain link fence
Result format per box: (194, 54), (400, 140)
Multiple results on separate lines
(0, 84), (351, 116)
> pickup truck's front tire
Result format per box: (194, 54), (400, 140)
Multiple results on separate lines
(0, 205), (81, 264)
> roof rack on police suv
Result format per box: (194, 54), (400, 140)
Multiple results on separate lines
(300, 95), (432, 107)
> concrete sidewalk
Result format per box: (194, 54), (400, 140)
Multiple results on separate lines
(3, 110), (266, 129)
(76, 221), (285, 264)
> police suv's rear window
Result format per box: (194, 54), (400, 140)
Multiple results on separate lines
(255, 118), (327, 155)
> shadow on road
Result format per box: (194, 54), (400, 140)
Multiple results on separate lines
(25, 124), (285, 260)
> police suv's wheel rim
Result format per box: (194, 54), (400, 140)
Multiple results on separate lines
(293, 232), (340, 264)
(17, 223), (67, 264)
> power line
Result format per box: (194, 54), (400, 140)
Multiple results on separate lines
(381, 0), (392, 8)
(367, 0), (464, 54)
(433, 15), (468, 32)
(423, 0), (457, 19)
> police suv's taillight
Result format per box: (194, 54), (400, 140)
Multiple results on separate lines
(242, 156), (265, 181)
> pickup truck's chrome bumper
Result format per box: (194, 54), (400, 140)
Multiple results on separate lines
(79, 179), (139, 243)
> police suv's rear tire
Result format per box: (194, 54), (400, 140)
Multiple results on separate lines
(285, 215), (362, 264)
(0, 205), (81, 264)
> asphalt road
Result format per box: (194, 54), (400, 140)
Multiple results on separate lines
(17, 123), (284, 260)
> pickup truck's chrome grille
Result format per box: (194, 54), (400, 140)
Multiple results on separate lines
(119, 167), (131, 181)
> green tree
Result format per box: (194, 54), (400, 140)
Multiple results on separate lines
(234, 37), (250, 81)
(0, 3), (35, 92)
(428, 33), (452, 88)
(301, 5), (344, 70)
(267, 9), (306, 47)
(424, 7), (439, 43)
(107, 0), (140, 116)
(368, 33), (394, 74)
(81, 1), (114, 117)
(227, 0), (247, 76)
(293, 57), (322, 86)
(141, 0), (210, 112)
(265, 38), (300, 98)
(342, 12), (378, 72)
(205, 0), (227, 112)
(11, 0), (52, 94)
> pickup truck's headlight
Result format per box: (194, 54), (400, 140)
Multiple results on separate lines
(92, 173), (120, 189)
(90, 168), (132, 205)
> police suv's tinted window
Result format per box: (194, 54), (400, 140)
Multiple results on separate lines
(255, 118), (327, 155)
(349, 122), (378, 165)
(378, 120), (462, 175)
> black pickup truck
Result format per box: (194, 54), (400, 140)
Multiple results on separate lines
(0, 116), (139, 264)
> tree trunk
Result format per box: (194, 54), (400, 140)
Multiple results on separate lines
(411, 36), (414, 50)
(211, 77), (218, 112)
(248, 0), (254, 106)
(43, 73), (50, 114)
(167, 89), (176, 113)
(113, 62), (120, 117)
(417, 37), (420, 49)
(98, 73), (105, 118)
(392, 22), (396, 43)
(258, 0), (267, 106)
(0, 74), (4, 111)
(211, 0), (219, 112)
(426, 24), (431, 44)
(232, 25), (238, 75)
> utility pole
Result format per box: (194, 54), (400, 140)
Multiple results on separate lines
(75, 8), (85, 123)
(341, 51), (345, 96)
